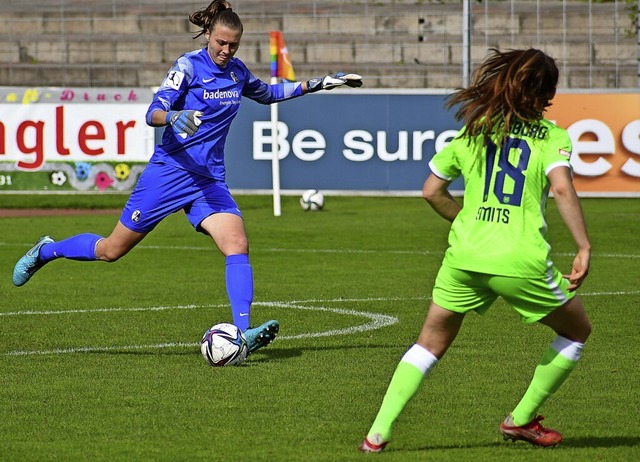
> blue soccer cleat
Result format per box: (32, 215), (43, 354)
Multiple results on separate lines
(244, 320), (279, 354)
(13, 236), (54, 286)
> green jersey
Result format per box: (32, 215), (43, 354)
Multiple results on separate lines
(429, 118), (572, 277)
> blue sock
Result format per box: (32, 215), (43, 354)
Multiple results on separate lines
(225, 254), (253, 331)
(39, 233), (103, 262)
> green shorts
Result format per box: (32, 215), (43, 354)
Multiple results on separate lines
(432, 264), (575, 324)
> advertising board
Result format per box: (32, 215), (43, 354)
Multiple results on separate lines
(0, 88), (637, 196)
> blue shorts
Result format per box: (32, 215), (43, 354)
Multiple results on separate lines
(432, 264), (575, 324)
(120, 161), (242, 234)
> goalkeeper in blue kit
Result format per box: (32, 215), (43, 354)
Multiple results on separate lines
(360, 49), (592, 451)
(12, 0), (362, 355)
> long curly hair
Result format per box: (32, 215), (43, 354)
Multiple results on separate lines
(190, 0), (243, 39)
(446, 48), (558, 141)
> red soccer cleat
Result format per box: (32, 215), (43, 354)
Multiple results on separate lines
(358, 433), (389, 453)
(500, 415), (563, 447)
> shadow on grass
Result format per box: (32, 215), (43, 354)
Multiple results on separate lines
(496, 436), (640, 450)
(395, 435), (640, 453)
(245, 342), (403, 363)
(564, 436), (640, 448)
(402, 442), (506, 452)
(243, 346), (302, 363)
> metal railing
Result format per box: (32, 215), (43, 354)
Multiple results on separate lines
(0, 0), (637, 89)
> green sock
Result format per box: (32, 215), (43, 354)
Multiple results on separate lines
(511, 346), (579, 426)
(368, 361), (425, 441)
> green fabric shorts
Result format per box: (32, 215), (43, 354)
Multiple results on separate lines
(432, 264), (575, 324)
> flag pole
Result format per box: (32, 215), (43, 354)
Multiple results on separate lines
(269, 30), (295, 217)
(269, 31), (282, 217)
(270, 76), (282, 217)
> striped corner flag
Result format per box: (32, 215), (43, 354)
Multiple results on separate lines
(269, 31), (296, 82)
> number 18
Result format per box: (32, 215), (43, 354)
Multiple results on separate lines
(483, 137), (531, 207)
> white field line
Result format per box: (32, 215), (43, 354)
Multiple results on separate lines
(0, 297), (422, 318)
(1, 298), (401, 356)
(2, 291), (637, 357)
(1, 241), (639, 259)
(4, 343), (196, 357)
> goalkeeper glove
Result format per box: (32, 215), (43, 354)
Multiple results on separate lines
(166, 110), (203, 139)
(306, 72), (363, 93)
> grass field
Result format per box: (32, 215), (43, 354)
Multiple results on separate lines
(1, 194), (638, 461)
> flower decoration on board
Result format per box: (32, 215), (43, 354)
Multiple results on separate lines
(50, 171), (67, 186)
(114, 163), (131, 181)
(95, 172), (114, 191)
(75, 162), (92, 181)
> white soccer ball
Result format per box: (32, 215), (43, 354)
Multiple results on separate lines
(200, 323), (248, 367)
(300, 189), (324, 211)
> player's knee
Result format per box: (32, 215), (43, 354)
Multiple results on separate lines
(97, 245), (127, 262)
(220, 235), (248, 255)
(579, 319), (592, 343)
(100, 251), (122, 262)
(560, 317), (591, 344)
(569, 299), (592, 343)
(234, 232), (249, 249)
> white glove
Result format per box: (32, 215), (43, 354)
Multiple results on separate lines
(306, 73), (363, 93)
(166, 110), (203, 139)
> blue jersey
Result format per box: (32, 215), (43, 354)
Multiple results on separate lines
(146, 48), (304, 180)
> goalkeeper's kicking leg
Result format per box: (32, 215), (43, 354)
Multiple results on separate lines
(12, 222), (145, 287)
(13, 164), (279, 355)
(14, 213), (278, 354)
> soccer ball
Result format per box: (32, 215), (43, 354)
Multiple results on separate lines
(200, 323), (248, 367)
(300, 189), (324, 211)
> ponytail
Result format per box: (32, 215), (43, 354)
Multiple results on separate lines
(190, 1), (242, 40)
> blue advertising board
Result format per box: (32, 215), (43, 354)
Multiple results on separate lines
(223, 90), (463, 193)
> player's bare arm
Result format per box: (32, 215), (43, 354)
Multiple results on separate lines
(422, 173), (461, 222)
(548, 166), (591, 291)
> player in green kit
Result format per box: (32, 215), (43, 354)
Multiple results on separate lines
(360, 48), (592, 451)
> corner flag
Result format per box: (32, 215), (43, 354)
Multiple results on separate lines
(269, 31), (296, 82)
(268, 31), (296, 216)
